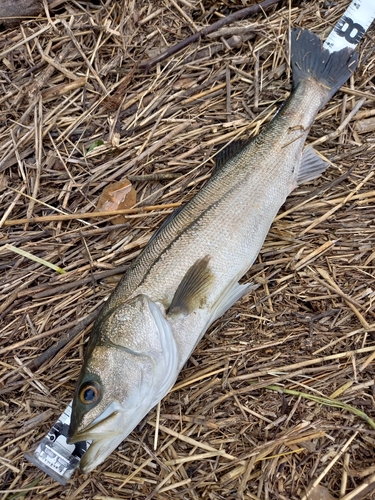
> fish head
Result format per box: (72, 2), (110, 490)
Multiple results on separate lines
(67, 294), (178, 473)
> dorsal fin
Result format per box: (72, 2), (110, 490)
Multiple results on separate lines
(148, 204), (184, 244)
(213, 140), (246, 175)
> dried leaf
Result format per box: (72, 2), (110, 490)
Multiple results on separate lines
(97, 179), (137, 224)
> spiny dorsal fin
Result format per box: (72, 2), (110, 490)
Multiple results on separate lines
(213, 140), (246, 174)
(168, 255), (214, 315)
(148, 204), (184, 244)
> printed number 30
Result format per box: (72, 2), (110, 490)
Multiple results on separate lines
(335, 15), (365, 44)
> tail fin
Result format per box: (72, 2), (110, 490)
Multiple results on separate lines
(291, 28), (358, 102)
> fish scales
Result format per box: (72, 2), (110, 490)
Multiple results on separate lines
(109, 83), (323, 307)
(105, 81), (325, 348)
(68, 28), (358, 473)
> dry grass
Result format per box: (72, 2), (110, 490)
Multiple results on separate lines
(0, 0), (375, 499)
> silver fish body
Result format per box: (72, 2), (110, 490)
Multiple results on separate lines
(68, 28), (358, 473)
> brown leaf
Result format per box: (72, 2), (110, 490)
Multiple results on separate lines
(97, 179), (137, 225)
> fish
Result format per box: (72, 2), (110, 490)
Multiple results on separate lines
(67, 28), (358, 473)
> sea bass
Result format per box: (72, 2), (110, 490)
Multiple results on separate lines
(68, 28), (357, 473)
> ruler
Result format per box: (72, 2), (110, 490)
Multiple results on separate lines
(324, 0), (375, 51)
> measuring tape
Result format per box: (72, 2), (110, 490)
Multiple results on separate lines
(324, 0), (375, 52)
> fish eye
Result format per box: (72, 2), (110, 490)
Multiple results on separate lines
(79, 381), (101, 405)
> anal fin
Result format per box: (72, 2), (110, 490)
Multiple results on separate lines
(297, 147), (328, 185)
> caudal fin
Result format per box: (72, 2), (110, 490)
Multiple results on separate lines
(291, 28), (358, 103)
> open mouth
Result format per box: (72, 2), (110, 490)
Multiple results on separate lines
(73, 416), (127, 474)
(67, 408), (122, 444)
(77, 436), (114, 474)
(67, 408), (126, 474)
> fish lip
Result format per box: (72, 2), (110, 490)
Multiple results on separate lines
(79, 439), (114, 474)
(67, 410), (122, 444)
(79, 452), (96, 474)
(70, 408), (126, 474)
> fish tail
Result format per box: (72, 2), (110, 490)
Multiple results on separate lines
(291, 28), (358, 106)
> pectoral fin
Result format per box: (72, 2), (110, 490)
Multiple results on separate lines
(168, 256), (214, 315)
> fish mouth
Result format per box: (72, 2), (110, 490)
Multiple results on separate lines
(67, 407), (125, 474)
(67, 409), (122, 444)
(78, 433), (125, 474)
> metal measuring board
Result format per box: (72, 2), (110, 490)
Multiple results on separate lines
(24, 403), (90, 485)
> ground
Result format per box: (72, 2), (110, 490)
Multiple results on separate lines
(0, 1), (375, 499)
